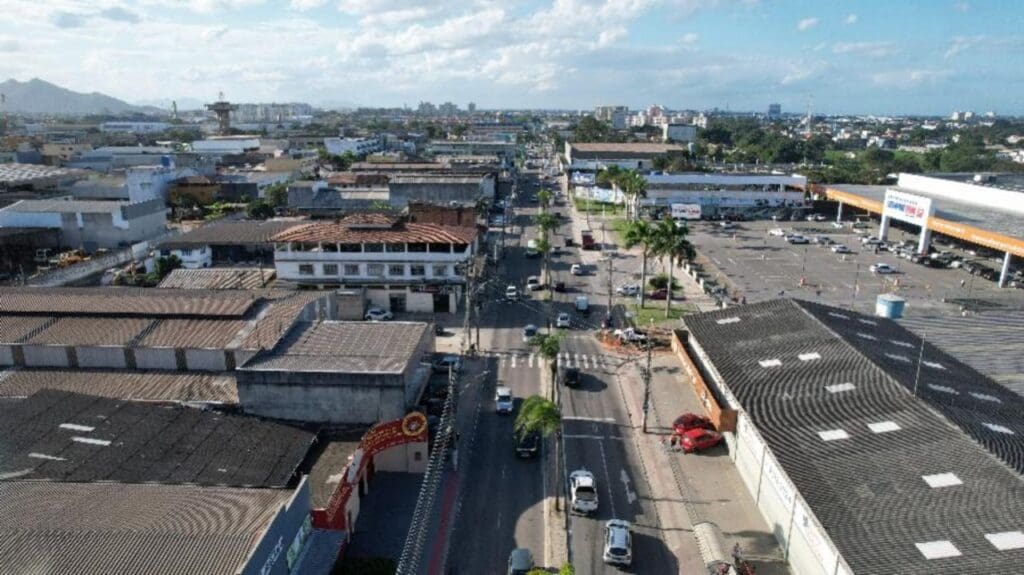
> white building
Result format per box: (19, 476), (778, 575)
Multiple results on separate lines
(272, 213), (479, 314)
(324, 137), (382, 157)
(126, 164), (198, 203)
(662, 123), (697, 143)
(641, 173), (808, 217)
(0, 198), (167, 251)
(100, 122), (171, 134)
(191, 137), (261, 155)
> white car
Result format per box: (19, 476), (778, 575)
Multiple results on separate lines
(831, 221), (845, 229)
(603, 520), (633, 566)
(719, 220), (735, 229)
(364, 307), (393, 321)
(831, 244), (851, 254)
(522, 324), (538, 343)
(615, 284), (640, 296)
(569, 469), (599, 514)
(613, 327), (647, 343)
(870, 263), (895, 274)
(768, 228), (786, 237)
(556, 313), (571, 328)
(505, 285), (519, 301)
(570, 263), (583, 276)
(786, 234), (809, 244)
(495, 386), (514, 414)
(861, 236), (883, 246)
(526, 276), (542, 291)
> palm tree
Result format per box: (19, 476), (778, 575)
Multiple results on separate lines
(534, 212), (558, 292)
(534, 236), (552, 287)
(617, 170), (647, 220)
(622, 219), (656, 308)
(596, 164), (623, 188)
(529, 332), (562, 400)
(514, 393), (563, 510)
(537, 189), (552, 213)
(652, 218), (695, 318)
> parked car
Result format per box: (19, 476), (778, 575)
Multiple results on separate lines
(364, 307), (393, 321)
(569, 469), (599, 514)
(515, 430), (540, 458)
(831, 244), (851, 254)
(719, 220), (735, 229)
(870, 263), (895, 274)
(432, 355), (463, 374)
(679, 428), (724, 453)
(786, 234), (809, 244)
(647, 288), (680, 300)
(522, 324), (538, 343)
(602, 520), (633, 566)
(505, 285), (519, 301)
(831, 221), (845, 229)
(615, 283), (640, 296)
(526, 276), (542, 291)
(977, 266), (999, 281)
(556, 312), (572, 328)
(553, 281), (566, 292)
(806, 214), (827, 222)
(811, 235), (833, 245)
(495, 386), (514, 414)
(507, 548), (534, 575)
(570, 263), (583, 276)
(613, 327), (648, 344)
(672, 413), (714, 435)
(768, 228), (786, 237)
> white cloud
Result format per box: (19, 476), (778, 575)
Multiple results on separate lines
(289, 0), (326, 9)
(845, 13), (857, 24)
(871, 69), (951, 88)
(681, 32), (699, 45)
(201, 26), (229, 41)
(945, 35), (981, 58)
(186, 0), (265, 13)
(797, 17), (818, 31)
(953, 1), (970, 12)
(832, 41), (897, 58)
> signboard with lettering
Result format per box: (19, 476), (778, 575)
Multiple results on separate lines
(671, 203), (702, 220)
(883, 189), (933, 226)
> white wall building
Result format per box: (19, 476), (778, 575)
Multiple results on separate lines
(641, 173), (808, 215)
(0, 198), (167, 251)
(663, 123), (698, 143)
(100, 122), (171, 134)
(273, 214), (479, 314)
(191, 138), (261, 155)
(324, 137), (382, 157)
(126, 164), (198, 203)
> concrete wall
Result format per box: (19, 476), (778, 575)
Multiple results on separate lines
(406, 292), (434, 313)
(241, 477), (314, 575)
(21, 345), (72, 367)
(374, 442), (428, 473)
(185, 349), (228, 371)
(76, 346), (127, 369)
(236, 375), (408, 424)
(134, 347), (179, 370)
(0, 345), (12, 366)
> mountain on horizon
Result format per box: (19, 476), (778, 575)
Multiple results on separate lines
(0, 78), (141, 116)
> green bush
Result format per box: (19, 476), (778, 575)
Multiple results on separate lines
(649, 274), (680, 290)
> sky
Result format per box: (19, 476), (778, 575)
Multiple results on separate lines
(0, 0), (1022, 115)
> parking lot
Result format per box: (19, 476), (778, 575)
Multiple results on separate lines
(691, 218), (1024, 316)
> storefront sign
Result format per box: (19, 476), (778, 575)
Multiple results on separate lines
(671, 203), (702, 220)
(883, 189), (933, 226)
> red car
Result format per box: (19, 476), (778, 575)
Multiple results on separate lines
(680, 428), (723, 453)
(672, 413), (714, 435)
(648, 288), (677, 300)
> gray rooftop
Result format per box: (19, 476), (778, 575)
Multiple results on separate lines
(829, 183), (1024, 242)
(0, 389), (314, 488)
(0, 481), (290, 575)
(2, 198), (127, 214)
(241, 320), (429, 374)
(682, 299), (1024, 575)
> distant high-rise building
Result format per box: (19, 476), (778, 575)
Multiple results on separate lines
(467, 102), (477, 113)
(768, 103), (782, 118)
(594, 105), (628, 130)
(417, 101), (437, 115)
(438, 101), (459, 116)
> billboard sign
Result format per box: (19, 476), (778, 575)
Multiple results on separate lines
(883, 189), (933, 226)
(671, 203), (702, 220)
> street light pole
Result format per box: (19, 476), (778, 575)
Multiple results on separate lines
(641, 334), (653, 434)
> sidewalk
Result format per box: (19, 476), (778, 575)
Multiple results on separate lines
(617, 352), (791, 574)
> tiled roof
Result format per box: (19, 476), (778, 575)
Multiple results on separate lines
(29, 317), (153, 346)
(682, 299), (1024, 575)
(0, 287), (257, 318)
(241, 321), (428, 373)
(0, 481), (290, 575)
(0, 316), (53, 343)
(0, 368), (238, 403)
(157, 267), (276, 290)
(136, 318), (250, 349)
(327, 173), (390, 186)
(337, 212), (401, 227)
(272, 221), (478, 245)
(0, 389), (314, 487)
(237, 291), (326, 351)
(157, 219), (304, 249)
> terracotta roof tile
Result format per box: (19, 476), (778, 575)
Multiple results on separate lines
(272, 221), (478, 245)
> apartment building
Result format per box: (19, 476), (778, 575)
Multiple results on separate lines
(272, 213), (479, 313)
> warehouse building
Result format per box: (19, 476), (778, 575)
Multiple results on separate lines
(0, 198), (167, 251)
(679, 299), (1024, 575)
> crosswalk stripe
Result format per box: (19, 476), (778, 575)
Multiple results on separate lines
(529, 353), (536, 367)
(511, 354), (517, 368)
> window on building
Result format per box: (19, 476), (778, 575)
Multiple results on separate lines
(338, 243), (361, 252)
(323, 264), (339, 276)
(179, 249), (193, 256)
(407, 242), (427, 252)
(322, 243), (339, 252)
(363, 243), (384, 252)
(388, 264), (405, 277)
(386, 243), (405, 253)
(410, 265), (425, 276)
(344, 264), (360, 276)
(433, 265), (448, 277)
(428, 243), (451, 253)
(298, 264), (314, 276)
(367, 264), (384, 276)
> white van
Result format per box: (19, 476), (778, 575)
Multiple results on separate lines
(526, 239), (539, 258)
(575, 296), (590, 315)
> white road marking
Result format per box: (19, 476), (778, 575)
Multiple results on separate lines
(564, 434), (623, 441)
(620, 469), (638, 505)
(529, 353), (536, 367)
(511, 354), (517, 368)
(599, 441), (617, 518)
(563, 416), (616, 422)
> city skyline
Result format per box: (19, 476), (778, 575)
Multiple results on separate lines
(0, 0), (1022, 115)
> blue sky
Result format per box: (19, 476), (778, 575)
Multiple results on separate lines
(0, 0), (1022, 115)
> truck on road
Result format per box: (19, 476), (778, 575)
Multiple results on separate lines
(581, 229), (596, 250)
(575, 295), (590, 315)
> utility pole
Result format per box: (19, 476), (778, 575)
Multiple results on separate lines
(912, 331), (926, 396)
(607, 254), (613, 312)
(641, 338), (653, 433)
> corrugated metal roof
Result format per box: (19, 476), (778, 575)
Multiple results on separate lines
(0, 481), (290, 575)
(29, 317), (153, 346)
(157, 220), (305, 249)
(272, 221), (478, 245)
(0, 368), (238, 403)
(0, 389), (314, 487)
(157, 268), (276, 290)
(2, 199), (126, 213)
(570, 142), (685, 153)
(241, 320), (428, 374)
(137, 318), (250, 349)
(0, 287), (257, 317)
